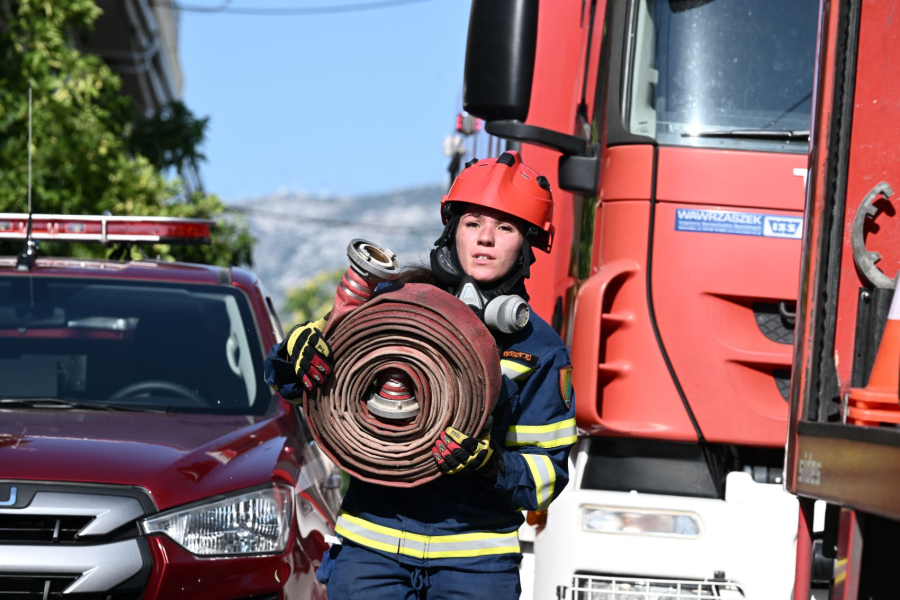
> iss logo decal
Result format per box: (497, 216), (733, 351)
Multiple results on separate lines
(675, 209), (803, 240)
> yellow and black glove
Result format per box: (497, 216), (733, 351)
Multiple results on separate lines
(285, 317), (333, 394)
(432, 419), (499, 476)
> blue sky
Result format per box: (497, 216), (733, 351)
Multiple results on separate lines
(179, 0), (471, 201)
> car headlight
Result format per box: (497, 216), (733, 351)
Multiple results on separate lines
(581, 506), (701, 538)
(142, 484), (294, 556)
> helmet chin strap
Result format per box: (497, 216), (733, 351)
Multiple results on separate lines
(429, 215), (538, 334)
(429, 232), (535, 302)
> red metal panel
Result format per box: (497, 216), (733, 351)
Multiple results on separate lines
(521, 0), (588, 322)
(656, 147), (808, 211)
(572, 200), (697, 439)
(832, 0), (900, 389)
(832, 508), (863, 600)
(599, 145), (655, 203)
(651, 150), (805, 445)
(793, 498), (815, 600)
(651, 201), (801, 445)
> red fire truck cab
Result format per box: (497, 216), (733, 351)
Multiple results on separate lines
(458, 1), (818, 597)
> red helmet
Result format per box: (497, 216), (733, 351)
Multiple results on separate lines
(441, 151), (555, 252)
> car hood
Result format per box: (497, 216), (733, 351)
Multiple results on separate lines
(0, 407), (304, 511)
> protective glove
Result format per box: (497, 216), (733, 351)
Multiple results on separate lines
(432, 418), (499, 476)
(285, 317), (333, 394)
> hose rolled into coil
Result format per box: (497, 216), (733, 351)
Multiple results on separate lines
(304, 283), (501, 488)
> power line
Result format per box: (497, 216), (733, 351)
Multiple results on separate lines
(152, 0), (439, 15)
(226, 205), (443, 235)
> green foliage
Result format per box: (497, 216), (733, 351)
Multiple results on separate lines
(282, 269), (343, 324)
(130, 100), (209, 177)
(0, 0), (253, 267)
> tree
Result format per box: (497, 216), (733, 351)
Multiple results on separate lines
(0, 0), (252, 266)
(282, 269), (344, 325)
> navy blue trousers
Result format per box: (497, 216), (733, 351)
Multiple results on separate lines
(318, 543), (522, 600)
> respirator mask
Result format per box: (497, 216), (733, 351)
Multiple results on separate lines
(431, 244), (531, 334)
(455, 275), (530, 334)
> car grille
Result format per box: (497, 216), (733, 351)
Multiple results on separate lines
(0, 575), (142, 599)
(561, 574), (745, 599)
(0, 515), (93, 543)
(0, 483), (152, 598)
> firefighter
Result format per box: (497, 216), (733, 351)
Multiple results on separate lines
(265, 151), (576, 599)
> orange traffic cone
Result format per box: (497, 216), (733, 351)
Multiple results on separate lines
(847, 288), (900, 426)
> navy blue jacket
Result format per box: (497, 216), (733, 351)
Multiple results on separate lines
(266, 300), (576, 571)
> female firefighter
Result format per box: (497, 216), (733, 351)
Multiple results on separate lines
(265, 151), (576, 599)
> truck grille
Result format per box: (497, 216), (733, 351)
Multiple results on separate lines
(0, 515), (93, 543)
(753, 303), (795, 345)
(561, 574), (745, 599)
(774, 369), (791, 401)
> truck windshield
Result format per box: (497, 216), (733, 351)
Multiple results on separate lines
(0, 277), (272, 414)
(624, 0), (819, 153)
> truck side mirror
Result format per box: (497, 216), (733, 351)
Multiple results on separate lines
(463, 0), (539, 122)
(462, 0), (599, 195)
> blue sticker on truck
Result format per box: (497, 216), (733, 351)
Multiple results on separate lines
(675, 209), (803, 240)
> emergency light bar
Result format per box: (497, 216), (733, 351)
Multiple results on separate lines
(455, 112), (483, 136)
(0, 213), (215, 245)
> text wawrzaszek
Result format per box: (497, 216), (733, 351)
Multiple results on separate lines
(675, 209), (763, 225)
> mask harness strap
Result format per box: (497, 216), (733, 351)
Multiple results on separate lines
(429, 213), (539, 333)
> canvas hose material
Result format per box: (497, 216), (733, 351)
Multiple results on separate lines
(303, 283), (502, 488)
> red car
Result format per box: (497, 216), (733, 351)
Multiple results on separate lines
(0, 214), (336, 599)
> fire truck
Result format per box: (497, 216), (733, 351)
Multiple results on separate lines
(456, 0), (818, 597)
(788, 0), (900, 598)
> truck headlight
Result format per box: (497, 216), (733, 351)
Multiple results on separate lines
(142, 484), (294, 556)
(581, 506), (701, 538)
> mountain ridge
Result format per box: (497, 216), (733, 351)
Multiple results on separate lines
(234, 184), (447, 312)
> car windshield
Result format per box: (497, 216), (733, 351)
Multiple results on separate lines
(0, 277), (272, 414)
(624, 0), (819, 153)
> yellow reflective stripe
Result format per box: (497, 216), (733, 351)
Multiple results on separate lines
(335, 523), (403, 555)
(341, 512), (516, 543)
(523, 454), (555, 511)
(500, 359), (535, 381)
(419, 546), (522, 559)
(505, 418), (578, 448)
(336, 512), (520, 559)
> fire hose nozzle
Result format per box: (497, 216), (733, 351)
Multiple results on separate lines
(348, 239), (400, 282)
(324, 239), (402, 339)
(366, 369), (420, 420)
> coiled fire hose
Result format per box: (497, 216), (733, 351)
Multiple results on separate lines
(303, 240), (502, 488)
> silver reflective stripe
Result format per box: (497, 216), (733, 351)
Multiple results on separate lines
(0, 539), (144, 594)
(0, 492), (144, 536)
(335, 512), (520, 559)
(505, 418), (578, 448)
(523, 454), (555, 511)
(500, 359), (535, 382)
